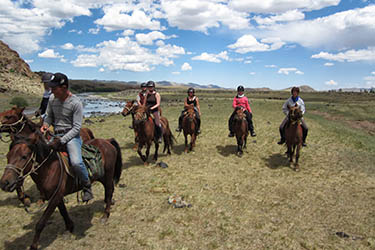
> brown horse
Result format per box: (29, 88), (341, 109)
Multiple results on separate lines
(182, 106), (198, 153)
(0, 130), (122, 250)
(133, 105), (173, 164)
(121, 100), (139, 150)
(285, 104), (303, 171)
(0, 107), (96, 207)
(232, 107), (248, 156)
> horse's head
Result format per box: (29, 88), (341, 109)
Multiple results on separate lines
(0, 132), (40, 192)
(0, 107), (25, 133)
(133, 105), (148, 125)
(121, 100), (136, 117)
(184, 106), (196, 121)
(288, 104), (303, 122)
(234, 107), (246, 121)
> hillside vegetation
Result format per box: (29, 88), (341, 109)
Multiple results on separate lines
(0, 90), (374, 249)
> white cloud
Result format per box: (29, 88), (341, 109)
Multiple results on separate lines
(122, 29), (135, 36)
(156, 43), (186, 57)
(99, 68), (105, 72)
(95, 6), (161, 31)
(61, 43), (75, 50)
(192, 51), (230, 63)
(71, 36), (175, 72)
(254, 9), (305, 25)
(372, 71), (375, 75)
(244, 60), (252, 64)
(181, 62), (192, 71)
(228, 35), (285, 53)
(260, 5), (375, 50)
(312, 48), (375, 62)
(38, 49), (63, 59)
(25, 59), (34, 64)
(265, 64), (277, 68)
(249, 72), (256, 75)
(136, 31), (169, 45)
(364, 75), (375, 87)
(88, 27), (100, 35)
(278, 67), (303, 75)
(69, 29), (83, 34)
(172, 71), (180, 75)
(161, 0), (250, 34)
(324, 62), (334, 67)
(229, 0), (340, 13)
(325, 80), (338, 86)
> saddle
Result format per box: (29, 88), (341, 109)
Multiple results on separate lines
(58, 144), (104, 180)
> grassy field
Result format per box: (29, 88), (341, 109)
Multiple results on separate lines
(0, 90), (375, 250)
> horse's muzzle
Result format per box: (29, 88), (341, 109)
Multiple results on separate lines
(0, 178), (17, 192)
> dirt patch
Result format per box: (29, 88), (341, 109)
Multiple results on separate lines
(311, 110), (375, 135)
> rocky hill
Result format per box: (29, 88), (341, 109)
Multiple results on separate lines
(0, 40), (42, 95)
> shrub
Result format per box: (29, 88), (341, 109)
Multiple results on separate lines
(10, 96), (29, 107)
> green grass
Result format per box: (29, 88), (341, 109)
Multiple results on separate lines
(0, 91), (374, 249)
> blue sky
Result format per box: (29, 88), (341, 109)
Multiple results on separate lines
(1, 0), (375, 90)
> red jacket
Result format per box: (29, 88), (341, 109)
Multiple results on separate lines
(232, 95), (252, 113)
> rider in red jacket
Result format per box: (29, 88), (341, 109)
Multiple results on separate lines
(228, 85), (256, 137)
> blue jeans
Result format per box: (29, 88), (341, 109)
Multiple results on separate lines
(57, 134), (89, 184)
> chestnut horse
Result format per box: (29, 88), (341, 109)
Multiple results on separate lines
(182, 106), (198, 153)
(121, 100), (139, 150)
(232, 107), (248, 156)
(285, 104), (303, 171)
(0, 107), (96, 206)
(0, 130), (122, 250)
(133, 105), (173, 164)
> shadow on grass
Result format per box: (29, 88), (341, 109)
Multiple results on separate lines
(3, 200), (104, 250)
(123, 155), (144, 169)
(0, 185), (43, 208)
(264, 153), (290, 170)
(216, 145), (237, 157)
(171, 143), (186, 155)
(121, 142), (137, 150)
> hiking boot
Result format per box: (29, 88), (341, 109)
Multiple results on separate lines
(197, 129), (201, 134)
(277, 138), (285, 145)
(251, 131), (256, 137)
(129, 125), (133, 129)
(228, 132), (234, 137)
(175, 127), (182, 132)
(82, 184), (94, 202)
(302, 142), (307, 147)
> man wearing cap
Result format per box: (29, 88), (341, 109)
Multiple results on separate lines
(35, 72), (53, 118)
(40, 72), (93, 202)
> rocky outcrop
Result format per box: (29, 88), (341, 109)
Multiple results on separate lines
(0, 40), (42, 95)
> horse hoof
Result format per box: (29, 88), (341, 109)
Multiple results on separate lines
(294, 166), (300, 172)
(23, 197), (31, 207)
(144, 162), (149, 166)
(100, 216), (109, 224)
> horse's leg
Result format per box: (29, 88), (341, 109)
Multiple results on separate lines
(184, 134), (188, 153)
(243, 134), (247, 149)
(16, 185), (31, 207)
(30, 197), (61, 250)
(57, 200), (74, 232)
(295, 144), (301, 171)
(102, 176), (115, 223)
(237, 137), (243, 156)
(137, 144), (146, 163)
(153, 142), (159, 161)
(191, 133), (196, 151)
(133, 130), (138, 151)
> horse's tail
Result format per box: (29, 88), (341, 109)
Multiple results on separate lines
(108, 138), (122, 184)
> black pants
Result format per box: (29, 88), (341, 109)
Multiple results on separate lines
(178, 109), (200, 130)
(229, 110), (254, 133)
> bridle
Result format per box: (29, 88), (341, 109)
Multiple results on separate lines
(0, 114), (27, 142)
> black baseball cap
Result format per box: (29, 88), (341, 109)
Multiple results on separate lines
(41, 72), (53, 83)
(48, 73), (69, 88)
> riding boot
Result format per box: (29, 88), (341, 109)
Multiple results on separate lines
(302, 127), (308, 147)
(277, 127), (285, 145)
(156, 125), (162, 143)
(176, 115), (183, 132)
(196, 118), (201, 134)
(82, 181), (94, 202)
(228, 114), (234, 137)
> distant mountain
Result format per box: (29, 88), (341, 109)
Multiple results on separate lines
(245, 87), (273, 92)
(281, 85), (316, 92)
(0, 40), (42, 95)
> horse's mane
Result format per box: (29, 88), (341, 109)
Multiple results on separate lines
(9, 130), (51, 157)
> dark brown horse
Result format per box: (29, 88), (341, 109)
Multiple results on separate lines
(133, 105), (173, 164)
(285, 104), (303, 171)
(232, 107), (248, 156)
(0, 130), (122, 250)
(0, 107), (96, 207)
(182, 106), (198, 153)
